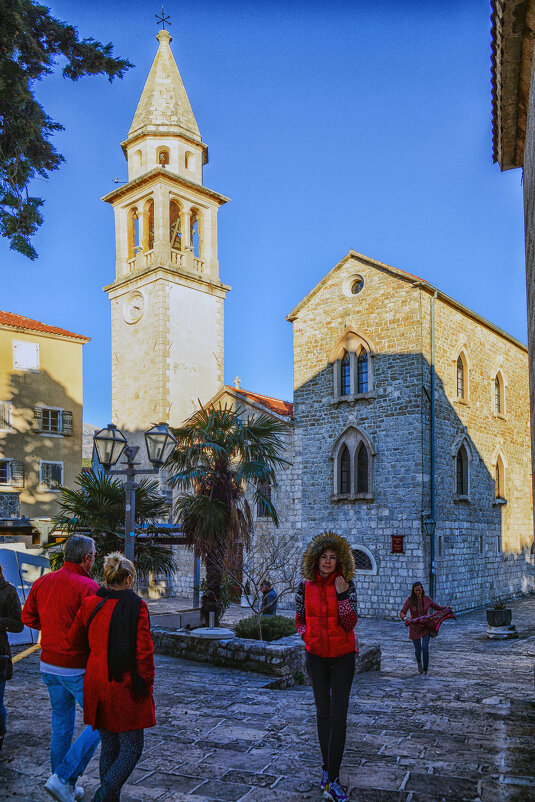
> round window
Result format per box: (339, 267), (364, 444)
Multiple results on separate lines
(351, 276), (364, 295)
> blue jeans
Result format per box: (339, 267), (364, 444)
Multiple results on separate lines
(0, 680), (6, 736)
(413, 633), (430, 671)
(41, 672), (100, 784)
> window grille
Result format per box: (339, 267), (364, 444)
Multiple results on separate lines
(356, 443), (369, 493)
(256, 483), (272, 517)
(456, 356), (465, 399)
(352, 548), (372, 571)
(339, 445), (350, 494)
(456, 445), (468, 495)
(495, 376), (501, 414)
(41, 462), (63, 490)
(356, 349), (368, 393)
(340, 351), (351, 396)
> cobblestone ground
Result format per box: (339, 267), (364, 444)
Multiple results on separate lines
(2, 597), (535, 801)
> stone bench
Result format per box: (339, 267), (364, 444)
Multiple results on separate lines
(151, 628), (381, 688)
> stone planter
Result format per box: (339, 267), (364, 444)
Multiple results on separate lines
(486, 608), (512, 627)
(486, 608), (517, 639)
(151, 627), (381, 688)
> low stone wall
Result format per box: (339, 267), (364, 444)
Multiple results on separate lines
(151, 629), (381, 688)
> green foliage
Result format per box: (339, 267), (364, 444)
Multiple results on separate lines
(234, 614), (297, 642)
(50, 470), (176, 581)
(0, 0), (132, 258)
(293, 671), (306, 685)
(200, 575), (236, 614)
(168, 405), (289, 622)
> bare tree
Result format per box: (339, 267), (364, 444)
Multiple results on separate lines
(207, 530), (302, 639)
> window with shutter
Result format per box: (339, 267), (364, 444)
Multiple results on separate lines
(0, 401), (12, 431)
(33, 407), (43, 432)
(11, 460), (24, 487)
(13, 340), (40, 371)
(41, 408), (62, 434)
(62, 410), (73, 436)
(40, 461), (63, 490)
(0, 460), (10, 485)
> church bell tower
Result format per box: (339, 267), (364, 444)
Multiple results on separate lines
(103, 29), (230, 432)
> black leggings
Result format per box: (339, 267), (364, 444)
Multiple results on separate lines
(91, 729), (144, 802)
(305, 651), (355, 781)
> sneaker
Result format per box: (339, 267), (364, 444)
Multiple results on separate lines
(324, 778), (349, 802)
(320, 770), (329, 791)
(71, 784), (84, 801)
(44, 774), (75, 802)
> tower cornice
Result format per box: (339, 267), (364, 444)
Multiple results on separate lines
(101, 167), (230, 206)
(104, 264), (231, 299)
(121, 132), (208, 164)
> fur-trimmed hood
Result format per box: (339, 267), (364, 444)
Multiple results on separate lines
(301, 532), (355, 581)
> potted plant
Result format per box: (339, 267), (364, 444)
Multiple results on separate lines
(486, 599), (512, 628)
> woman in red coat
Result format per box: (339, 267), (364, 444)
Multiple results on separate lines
(399, 581), (445, 676)
(295, 532), (358, 802)
(69, 553), (155, 802)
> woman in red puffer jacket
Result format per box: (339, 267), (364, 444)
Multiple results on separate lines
(295, 532), (358, 802)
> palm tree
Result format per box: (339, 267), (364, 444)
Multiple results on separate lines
(167, 405), (289, 624)
(51, 470), (176, 580)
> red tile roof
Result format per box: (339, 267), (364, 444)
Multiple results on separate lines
(0, 311), (90, 342)
(225, 386), (293, 418)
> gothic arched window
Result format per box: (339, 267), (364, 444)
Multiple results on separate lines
(356, 348), (368, 394)
(495, 454), (506, 501)
(332, 425), (375, 500)
(356, 442), (369, 493)
(340, 351), (351, 396)
(456, 356), (465, 399)
(456, 444), (468, 496)
(339, 445), (351, 495)
(190, 209), (200, 258)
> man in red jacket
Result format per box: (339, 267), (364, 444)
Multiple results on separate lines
(22, 534), (100, 802)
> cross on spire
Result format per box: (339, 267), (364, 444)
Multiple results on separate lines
(155, 6), (171, 29)
(233, 376), (242, 389)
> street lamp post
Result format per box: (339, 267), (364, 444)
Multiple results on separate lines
(422, 517), (437, 598)
(93, 423), (177, 562)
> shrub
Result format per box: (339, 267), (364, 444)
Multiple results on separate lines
(234, 614), (297, 642)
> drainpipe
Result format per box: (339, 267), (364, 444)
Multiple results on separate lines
(429, 291), (437, 598)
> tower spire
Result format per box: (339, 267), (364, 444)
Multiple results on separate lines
(127, 28), (200, 144)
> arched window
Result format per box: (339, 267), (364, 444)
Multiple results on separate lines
(339, 445), (350, 495)
(456, 444), (468, 496)
(352, 549), (372, 571)
(355, 442), (368, 493)
(340, 351), (351, 396)
(331, 424), (375, 500)
(185, 151), (194, 169)
(190, 209), (200, 257)
(157, 147), (169, 166)
(356, 348), (368, 393)
(143, 200), (154, 252)
(495, 454), (506, 500)
(456, 356), (465, 399)
(127, 207), (139, 261)
(134, 149), (142, 170)
(170, 201), (181, 250)
(494, 376), (501, 414)
(329, 330), (374, 401)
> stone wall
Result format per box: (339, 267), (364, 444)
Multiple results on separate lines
(523, 53), (535, 541)
(151, 627), (381, 688)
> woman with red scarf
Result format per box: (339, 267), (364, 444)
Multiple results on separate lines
(400, 581), (446, 676)
(295, 532), (358, 802)
(69, 553), (155, 801)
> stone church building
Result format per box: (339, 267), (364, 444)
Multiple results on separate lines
(103, 29), (534, 616)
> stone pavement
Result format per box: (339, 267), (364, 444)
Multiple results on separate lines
(2, 597), (535, 801)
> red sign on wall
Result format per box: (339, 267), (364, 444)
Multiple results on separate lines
(391, 535), (404, 554)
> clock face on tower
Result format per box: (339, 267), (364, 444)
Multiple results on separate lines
(123, 291), (145, 324)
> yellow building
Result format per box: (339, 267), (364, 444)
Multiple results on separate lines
(0, 311), (89, 543)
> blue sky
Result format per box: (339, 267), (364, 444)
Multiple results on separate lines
(1, 1), (526, 426)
